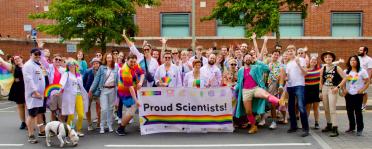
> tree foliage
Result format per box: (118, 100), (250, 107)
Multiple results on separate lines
(203, 0), (324, 41)
(29, 0), (159, 53)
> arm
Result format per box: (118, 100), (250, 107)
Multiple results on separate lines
(122, 30), (144, 61)
(89, 67), (102, 93)
(129, 86), (140, 106)
(160, 38), (167, 63)
(358, 72), (370, 94)
(333, 67), (347, 93)
(154, 67), (161, 86)
(22, 65), (38, 94)
(296, 58), (307, 75)
(251, 33), (259, 57)
(176, 69), (182, 87)
(259, 36), (268, 61)
(0, 57), (13, 71)
(319, 67), (324, 93)
(59, 72), (68, 92)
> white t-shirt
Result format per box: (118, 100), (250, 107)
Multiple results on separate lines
(359, 55), (372, 71)
(104, 68), (115, 87)
(200, 65), (222, 87)
(345, 69), (369, 95)
(286, 57), (306, 87)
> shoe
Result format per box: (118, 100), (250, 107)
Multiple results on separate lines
(301, 131), (310, 137)
(322, 123), (332, 132)
(115, 127), (127, 136)
(361, 104), (366, 111)
(77, 132), (84, 137)
(38, 132), (46, 138)
(258, 119), (265, 126)
(314, 123), (320, 130)
(99, 127), (105, 134)
(287, 128), (298, 133)
(269, 121), (277, 130)
(356, 131), (363, 136)
(118, 119), (121, 125)
(248, 125), (258, 134)
(19, 122), (27, 130)
(87, 125), (94, 131)
(345, 129), (355, 133)
(28, 135), (38, 144)
(93, 119), (98, 123)
(109, 126), (114, 133)
(329, 126), (339, 137)
(129, 119), (134, 124)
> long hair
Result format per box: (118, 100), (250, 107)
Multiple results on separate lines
(346, 55), (361, 74)
(76, 50), (84, 60)
(102, 53), (115, 69)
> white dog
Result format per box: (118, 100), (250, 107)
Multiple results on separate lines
(45, 121), (79, 147)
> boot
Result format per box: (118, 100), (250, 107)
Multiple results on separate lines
(322, 123), (332, 132)
(329, 126), (339, 137)
(248, 125), (258, 134)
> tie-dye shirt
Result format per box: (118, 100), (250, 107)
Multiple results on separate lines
(118, 63), (144, 107)
(345, 69), (369, 95)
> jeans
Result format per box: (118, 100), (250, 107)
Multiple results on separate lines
(345, 94), (364, 132)
(117, 97), (123, 119)
(287, 86), (309, 131)
(100, 88), (115, 129)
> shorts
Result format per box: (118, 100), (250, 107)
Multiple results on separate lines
(48, 95), (62, 111)
(28, 107), (44, 117)
(242, 87), (258, 102)
(121, 97), (135, 108)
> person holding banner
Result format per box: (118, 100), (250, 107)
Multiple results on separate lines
(184, 59), (209, 88)
(116, 54), (144, 136)
(234, 53), (280, 134)
(154, 52), (182, 87)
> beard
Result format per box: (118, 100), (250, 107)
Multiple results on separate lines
(208, 61), (215, 65)
(358, 53), (365, 57)
(244, 60), (251, 65)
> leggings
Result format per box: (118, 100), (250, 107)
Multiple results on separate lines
(67, 94), (84, 132)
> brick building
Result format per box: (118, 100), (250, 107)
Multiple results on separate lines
(0, 0), (372, 61)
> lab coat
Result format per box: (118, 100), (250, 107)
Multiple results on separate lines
(200, 64), (222, 87)
(59, 72), (89, 115)
(22, 60), (46, 109)
(154, 64), (182, 87)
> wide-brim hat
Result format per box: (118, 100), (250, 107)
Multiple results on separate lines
(321, 51), (336, 62)
(90, 58), (101, 64)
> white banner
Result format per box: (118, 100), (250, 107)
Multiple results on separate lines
(138, 87), (234, 135)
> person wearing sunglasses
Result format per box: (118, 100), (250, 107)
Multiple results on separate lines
(47, 54), (66, 122)
(154, 52), (182, 87)
(95, 52), (103, 61)
(122, 30), (159, 87)
(23, 48), (46, 144)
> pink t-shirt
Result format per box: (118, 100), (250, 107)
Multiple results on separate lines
(243, 68), (257, 89)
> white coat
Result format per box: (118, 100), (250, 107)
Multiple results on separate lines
(59, 72), (89, 115)
(200, 64), (222, 87)
(22, 60), (46, 109)
(154, 64), (182, 87)
(183, 71), (209, 88)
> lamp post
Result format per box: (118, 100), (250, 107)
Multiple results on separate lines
(191, 0), (196, 52)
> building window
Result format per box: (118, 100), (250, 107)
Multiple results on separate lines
(161, 13), (190, 37)
(216, 20), (245, 37)
(279, 13), (304, 37)
(332, 13), (362, 37)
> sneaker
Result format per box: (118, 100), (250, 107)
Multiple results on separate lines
(356, 131), (363, 136)
(77, 132), (84, 137)
(93, 119), (98, 123)
(258, 119), (266, 126)
(301, 131), (310, 137)
(314, 123), (320, 130)
(38, 132), (46, 138)
(99, 127), (105, 134)
(129, 119), (134, 124)
(115, 127), (127, 136)
(28, 135), (38, 144)
(109, 126), (114, 133)
(345, 129), (355, 133)
(19, 122), (27, 130)
(287, 128), (298, 133)
(87, 125), (94, 131)
(269, 122), (277, 130)
(361, 105), (366, 111)
(117, 119), (121, 125)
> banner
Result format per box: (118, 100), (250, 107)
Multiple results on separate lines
(138, 87), (234, 135)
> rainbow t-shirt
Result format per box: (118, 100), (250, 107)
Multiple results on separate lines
(118, 63), (144, 107)
(305, 68), (321, 86)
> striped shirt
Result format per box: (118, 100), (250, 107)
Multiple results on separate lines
(305, 67), (321, 86)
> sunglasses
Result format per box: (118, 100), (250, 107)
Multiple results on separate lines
(164, 57), (171, 59)
(172, 53), (178, 55)
(298, 52), (304, 54)
(143, 48), (151, 51)
(54, 58), (62, 61)
(34, 52), (41, 56)
(230, 63), (237, 66)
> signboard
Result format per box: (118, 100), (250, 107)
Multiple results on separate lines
(66, 44), (77, 53)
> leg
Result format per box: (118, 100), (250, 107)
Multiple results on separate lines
(313, 102), (320, 124)
(328, 90), (338, 127)
(57, 134), (65, 148)
(75, 95), (84, 133)
(87, 97), (93, 126)
(322, 86), (331, 124)
(17, 104), (26, 123)
(306, 104), (311, 118)
(345, 94), (355, 131)
(254, 88), (279, 105)
(66, 114), (74, 127)
(95, 98), (101, 127)
(107, 89), (115, 130)
(45, 126), (51, 147)
(354, 94), (364, 132)
(287, 87), (297, 130)
(295, 86), (309, 132)
(117, 98), (123, 120)
(99, 91), (109, 132)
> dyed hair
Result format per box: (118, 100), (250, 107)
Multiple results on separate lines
(65, 58), (80, 77)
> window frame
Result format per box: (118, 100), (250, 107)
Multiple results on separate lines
(278, 12), (305, 37)
(160, 13), (191, 37)
(331, 12), (363, 37)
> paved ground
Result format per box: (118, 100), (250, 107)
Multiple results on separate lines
(0, 100), (370, 149)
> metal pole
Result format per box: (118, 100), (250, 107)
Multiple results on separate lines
(191, 0), (196, 52)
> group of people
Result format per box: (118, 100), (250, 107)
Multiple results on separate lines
(1, 31), (371, 144)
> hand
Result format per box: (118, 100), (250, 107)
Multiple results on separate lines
(304, 46), (308, 52)
(37, 40), (45, 48)
(142, 40), (148, 47)
(32, 92), (43, 99)
(331, 87), (338, 94)
(122, 29), (126, 37)
(160, 38), (167, 44)
(251, 33), (256, 39)
(295, 57), (300, 65)
(357, 89), (365, 94)
(137, 82), (143, 90)
(135, 100), (141, 107)
(88, 91), (92, 98)
(263, 36), (268, 42)
(319, 93), (323, 99)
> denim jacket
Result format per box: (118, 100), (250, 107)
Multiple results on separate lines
(89, 65), (119, 97)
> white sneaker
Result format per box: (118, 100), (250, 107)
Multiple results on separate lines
(109, 126), (114, 133)
(99, 128), (105, 134)
(258, 119), (266, 126)
(129, 119), (134, 124)
(269, 121), (277, 129)
(87, 126), (94, 131)
(117, 119), (121, 125)
(93, 119), (98, 123)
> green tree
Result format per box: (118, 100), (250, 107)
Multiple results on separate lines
(203, 0), (324, 41)
(29, 0), (159, 53)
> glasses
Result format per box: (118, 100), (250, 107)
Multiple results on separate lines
(172, 53), (178, 55)
(298, 52), (304, 54)
(230, 64), (237, 66)
(164, 57), (171, 59)
(143, 48), (150, 51)
(96, 54), (102, 56)
(54, 58), (62, 62)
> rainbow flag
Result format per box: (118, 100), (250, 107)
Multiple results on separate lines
(347, 74), (358, 84)
(142, 91), (162, 96)
(0, 65), (14, 95)
(44, 84), (62, 97)
(161, 76), (172, 84)
(193, 79), (201, 88)
(142, 114), (232, 125)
